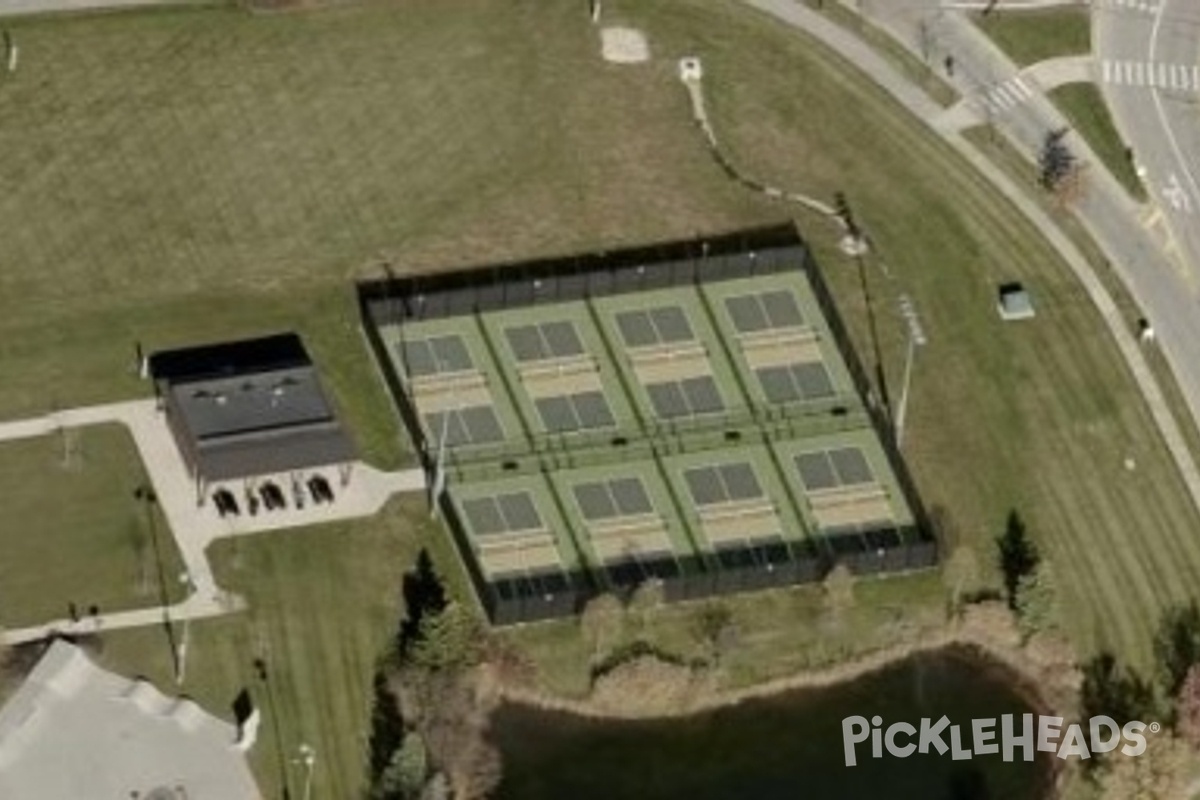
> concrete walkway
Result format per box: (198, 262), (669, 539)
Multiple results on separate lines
(1024, 54), (1092, 90)
(0, 399), (426, 646)
(746, 0), (1200, 518)
(0, 0), (203, 18)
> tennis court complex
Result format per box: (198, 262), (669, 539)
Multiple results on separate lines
(360, 226), (935, 624)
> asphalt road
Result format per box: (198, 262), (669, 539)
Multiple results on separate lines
(1096, 1), (1200, 279)
(856, 0), (1200, 440)
(1092, 0), (1200, 428)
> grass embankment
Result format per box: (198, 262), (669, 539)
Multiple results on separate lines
(962, 125), (1200, 465)
(0, 424), (187, 628)
(974, 7), (1091, 67)
(1050, 82), (1148, 201)
(800, 0), (958, 107)
(616, 0), (1200, 675)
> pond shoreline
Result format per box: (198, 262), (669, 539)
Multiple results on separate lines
(491, 622), (1063, 723)
(482, 608), (1074, 799)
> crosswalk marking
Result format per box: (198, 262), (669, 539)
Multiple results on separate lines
(977, 74), (1036, 117)
(1102, 59), (1200, 92)
(1103, 0), (1160, 14)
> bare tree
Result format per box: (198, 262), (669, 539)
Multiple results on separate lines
(1175, 663), (1200, 748)
(579, 593), (624, 661)
(823, 564), (856, 620)
(943, 545), (980, 611)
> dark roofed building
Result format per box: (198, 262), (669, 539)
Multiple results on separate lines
(149, 334), (356, 495)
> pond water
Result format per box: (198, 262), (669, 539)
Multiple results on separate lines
(489, 647), (1055, 800)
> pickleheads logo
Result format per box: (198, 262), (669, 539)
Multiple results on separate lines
(841, 714), (1160, 767)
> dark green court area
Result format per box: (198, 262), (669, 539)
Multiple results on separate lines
(361, 227), (934, 623)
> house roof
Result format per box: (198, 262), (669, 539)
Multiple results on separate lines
(0, 640), (261, 800)
(152, 334), (356, 481)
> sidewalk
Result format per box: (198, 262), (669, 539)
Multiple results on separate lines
(0, 399), (426, 646)
(745, 0), (1200, 519)
(0, 0), (205, 18)
(4, 590), (244, 646)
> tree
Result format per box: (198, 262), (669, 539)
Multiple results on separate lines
(410, 603), (483, 673)
(691, 602), (735, 666)
(367, 671), (407, 784)
(823, 564), (856, 620)
(1153, 601), (1200, 702)
(375, 732), (428, 800)
(1095, 731), (1191, 799)
(399, 550), (448, 657)
(628, 580), (664, 617)
(996, 510), (1037, 610)
(1038, 128), (1076, 191)
(1013, 563), (1057, 638)
(579, 593), (624, 661)
(1174, 663), (1200, 748)
(1080, 652), (1159, 735)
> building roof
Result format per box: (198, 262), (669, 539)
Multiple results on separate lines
(998, 282), (1035, 321)
(152, 334), (356, 481)
(0, 640), (261, 800)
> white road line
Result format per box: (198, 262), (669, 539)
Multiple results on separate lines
(1103, 59), (1113, 83)
(1151, 0), (1200, 233)
(1134, 61), (1144, 85)
(1172, 64), (1185, 90)
(993, 85), (1016, 109)
(1159, 62), (1169, 88)
(1013, 77), (1032, 99)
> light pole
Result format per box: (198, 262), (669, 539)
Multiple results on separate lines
(294, 743), (316, 800)
(894, 332), (918, 447)
(176, 571), (195, 686)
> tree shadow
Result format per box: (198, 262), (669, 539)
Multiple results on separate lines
(367, 670), (407, 784)
(996, 510), (1037, 609)
(398, 549), (448, 657)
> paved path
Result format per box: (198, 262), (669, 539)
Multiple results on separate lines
(1024, 54), (1092, 89)
(856, 0), (1200, 469)
(0, 399), (425, 646)
(4, 591), (244, 646)
(0, 0), (201, 17)
(746, 0), (1200, 519)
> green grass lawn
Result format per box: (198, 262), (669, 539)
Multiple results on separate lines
(1049, 82), (1148, 202)
(626, 0), (1200, 672)
(974, 8), (1091, 67)
(4, 0), (1200, 764)
(0, 0), (766, 469)
(963, 125), (1200, 465)
(0, 424), (187, 628)
(90, 495), (468, 800)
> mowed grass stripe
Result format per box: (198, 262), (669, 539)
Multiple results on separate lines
(646, 0), (1200, 662)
